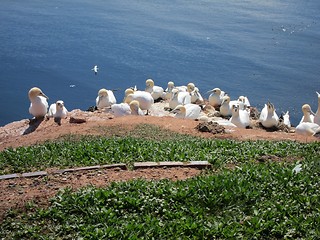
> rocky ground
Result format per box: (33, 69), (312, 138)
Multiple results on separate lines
(0, 102), (319, 221)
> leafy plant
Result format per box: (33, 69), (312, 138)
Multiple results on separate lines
(0, 133), (319, 174)
(1, 158), (319, 239)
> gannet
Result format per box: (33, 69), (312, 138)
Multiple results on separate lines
(123, 88), (135, 102)
(190, 87), (204, 104)
(314, 92), (320, 125)
(96, 88), (117, 109)
(163, 81), (187, 100)
(187, 83), (196, 93)
(171, 104), (201, 120)
(28, 87), (49, 118)
(259, 102), (279, 128)
(295, 122), (320, 136)
(219, 96), (237, 117)
(230, 105), (250, 128)
(208, 88), (226, 108)
(124, 90), (154, 114)
(145, 79), (164, 101)
(282, 111), (291, 128)
(237, 96), (251, 108)
(111, 103), (131, 117)
(169, 88), (191, 109)
(299, 104), (315, 123)
(48, 100), (68, 119)
(129, 100), (144, 116)
(92, 65), (99, 75)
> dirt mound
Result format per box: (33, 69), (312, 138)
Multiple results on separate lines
(196, 121), (226, 134)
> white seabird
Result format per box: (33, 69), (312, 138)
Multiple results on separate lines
(171, 104), (201, 120)
(208, 88), (226, 108)
(169, 88), (191, 109)
(92, 65), (99, 75)
(145, 79), (164, 101)
(259, 102), (279, 128)
(299, 104), (315, 123)
(124, 89), (154, 114)
(295, 122), (320, 136)
(28, 87), (49, 118)
(96, 88), (117, 109)
(190, 87), (204, 104)
(187, 83), (196, 93)
(111, 103), (131, 117)
(163, 81), (187, 100)
(220, 95), (239, 117)
(237, 95), (251, 108)
(129, 100), (144, 116)
(282, 111), (291, 128)
(230, 105), (250, 128)
(314, 91), (320, 125)
(48, 100), (68, 119)
(123, 88), (136, 103)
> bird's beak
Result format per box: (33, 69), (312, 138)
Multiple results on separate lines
(206, 89), (214, 94)
(41, 92), (49, 100)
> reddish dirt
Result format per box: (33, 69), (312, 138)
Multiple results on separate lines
(0, 110), (318, 151)
(0, 110), (319, 221)
(0, 167), (201, 221)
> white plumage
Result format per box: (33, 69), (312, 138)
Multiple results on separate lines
(259, 102), (279, 128)
(124, 90), (154, 113)
(299, 104), (314, 123)
(145, 79), (164, 101)
(96, 88), (117, 109)
(230, 105), (250, 128)
(28, 87), (49, 118)
(169, 89), (191, 109)
(111, 103), (131, 117)
(129, 100), (144, 116)
(172, 104), (201, 120)
(220, 96), (238, 117)
(314, 91), (320, 125)
(92, 65), (99, 75)
(48, 100), (68, 119)
(163, 81), (187, 100)
(237, 96), (251, 108)
(208, 88), (225, 108)
(295, 122), (320, 136)
(282, 111), (291, 128)
(187, 83), (196, 93)
(190, 87), (204, 104)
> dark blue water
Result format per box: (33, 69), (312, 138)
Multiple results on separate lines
(1, 0), (320, 127)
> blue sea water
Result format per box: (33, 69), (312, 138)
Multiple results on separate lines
(0, 0), (319, 127)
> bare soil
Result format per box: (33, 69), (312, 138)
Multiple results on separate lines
(0, 108), (319, 221)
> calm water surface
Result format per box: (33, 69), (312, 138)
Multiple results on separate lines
(0, 0), (319, 126)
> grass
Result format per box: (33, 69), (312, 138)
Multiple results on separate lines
(0, 124), (319, 174)
(0, 124), (320, 239)
(1, 159), (319, 239)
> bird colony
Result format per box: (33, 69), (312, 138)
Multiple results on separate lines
(28, 80), (320, 137)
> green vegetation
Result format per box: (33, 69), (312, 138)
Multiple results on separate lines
(1, 160), (320, 239)
(0, 124), (319, 174)
(0, 124), (319, 239)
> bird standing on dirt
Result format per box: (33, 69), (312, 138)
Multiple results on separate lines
(28, 87), (49, 119)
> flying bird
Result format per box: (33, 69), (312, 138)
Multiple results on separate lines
(92, 65), (99, 75)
